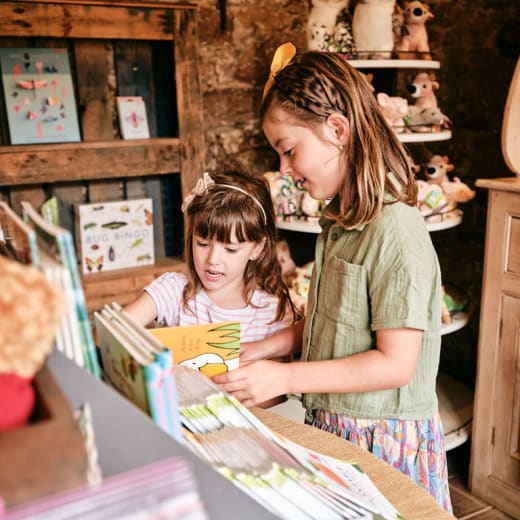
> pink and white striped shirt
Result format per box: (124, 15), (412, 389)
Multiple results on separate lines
(145, 272), (292, 342)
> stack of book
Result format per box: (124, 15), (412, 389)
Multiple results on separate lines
(94, 302), (183, 443)
(20, 201), (100, 378)
(175, 366), (401, 520)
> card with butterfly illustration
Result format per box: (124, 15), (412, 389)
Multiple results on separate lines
(116, 96), (150, 140)
(77, 198), (155, 275)
(0, 48), (81, 144)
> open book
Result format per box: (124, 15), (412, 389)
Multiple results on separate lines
(149, 322), (240, 377)
(94, 303), (183, 443)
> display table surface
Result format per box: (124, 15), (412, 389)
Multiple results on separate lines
(253, 408), (454, 520)
(47, 351), (452, 519)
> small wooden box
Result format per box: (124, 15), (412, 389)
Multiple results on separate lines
(0, 364), (88, 507)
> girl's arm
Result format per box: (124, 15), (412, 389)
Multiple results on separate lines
(214, 327), (422, 408)
(123, 291), (158, 327)
(239, 318), (305, 363)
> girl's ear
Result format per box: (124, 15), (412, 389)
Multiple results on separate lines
(250, 237), (266, 261)
(326, 112), (350, 147)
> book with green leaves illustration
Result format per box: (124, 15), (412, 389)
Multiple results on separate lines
(149, 322), (240, 377)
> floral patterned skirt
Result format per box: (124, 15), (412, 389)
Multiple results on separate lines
(307, 409), (453, 514)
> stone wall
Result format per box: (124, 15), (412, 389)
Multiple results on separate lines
(195, 0), (520, 388)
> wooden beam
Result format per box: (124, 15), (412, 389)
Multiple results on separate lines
(0, 2), (183, 40)
(0, 139), (180, 185)
(174, 9), (205, 195)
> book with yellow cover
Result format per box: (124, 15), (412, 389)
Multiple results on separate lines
(149, 322), (240, 377)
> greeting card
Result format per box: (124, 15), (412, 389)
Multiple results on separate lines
(0, 48), (81, 144)
(116, 96), (150, 139)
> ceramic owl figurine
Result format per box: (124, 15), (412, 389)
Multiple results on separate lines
(307, 0), (350, 51)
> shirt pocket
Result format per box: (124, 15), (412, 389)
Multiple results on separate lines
(318, 256), (369, 327)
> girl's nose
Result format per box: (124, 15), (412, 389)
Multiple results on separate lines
(206, 245), (221, 264)
(279, 156), (292, 176)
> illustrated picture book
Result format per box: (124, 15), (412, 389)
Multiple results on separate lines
(21, 201), (100, 378)
(0, 48), (81, 144)
(94, 302), (183, 442)
(77, 198), (154, 275)
(38, 247), (84, 369)
(116, 96), (150, 140)
(149, 322), (241, 377)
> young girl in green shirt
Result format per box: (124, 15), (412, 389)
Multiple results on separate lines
(214, 44), (452, 513)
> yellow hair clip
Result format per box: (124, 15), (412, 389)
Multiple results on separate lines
(262, 42), (296, 100)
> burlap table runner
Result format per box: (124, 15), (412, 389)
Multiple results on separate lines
(253, 407), (455, 519)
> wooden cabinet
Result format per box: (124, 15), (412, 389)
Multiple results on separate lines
(470, 177), (520, 518)
(0, 0), (204, 312)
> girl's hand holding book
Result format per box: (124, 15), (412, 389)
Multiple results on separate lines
(212, 360), (289, 408)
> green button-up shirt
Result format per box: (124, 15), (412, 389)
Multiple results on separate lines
(302, 196), (442, 420)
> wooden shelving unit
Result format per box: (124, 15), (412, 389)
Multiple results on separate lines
(0, 0), (204, 312)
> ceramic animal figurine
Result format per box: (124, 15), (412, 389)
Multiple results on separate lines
(408, 71), (439, 109)
(276, 240), (297, 285)
(407, 105), (450, 132)
(395, 0), (434, 59)
(441, 177), (476, 205)
(307, 0), (350, 51)
(423, 154), (454, 186)
(300, 191), (322, 221)
(416, 179), (451, 217)
(377, 92), (409, 132)
(328, 17), (357, 57)
(263, 171), (304, 220)
(352, 0), (396, 59)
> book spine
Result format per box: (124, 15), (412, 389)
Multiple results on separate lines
(58, 233), (100, 378)
(143, 361), (170, 435)
(155, 350), (183, 444)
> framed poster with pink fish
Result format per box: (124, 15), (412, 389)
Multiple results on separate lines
(116, 96), (150, 139)
(77, 198), (155, 275)
(0, 48), (81, 144)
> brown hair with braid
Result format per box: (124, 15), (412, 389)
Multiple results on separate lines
(182, 168), (298, 324)
(261, 50), (417, 229)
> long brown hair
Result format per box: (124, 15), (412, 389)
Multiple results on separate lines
(183, 169), (297, 323)
(262, 50), (417, 229)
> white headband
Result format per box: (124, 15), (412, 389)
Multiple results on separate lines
(181, 172), (267, 224)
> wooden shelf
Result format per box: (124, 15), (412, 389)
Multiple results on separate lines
(82, 256), (187, 313)
(277, 210), (463, 234)
(425, 209), (463, 232)
(0, 0), (204, 193)
(441, 310), (470, 336)
(0, 0), (204, 311)
(437, 371), (473, 452)
(276, 218), (321, 234)
(398, 130), (452, 143)
(0, 139), (181, 186)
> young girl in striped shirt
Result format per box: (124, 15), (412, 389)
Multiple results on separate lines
(125, 168), (297, 358)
